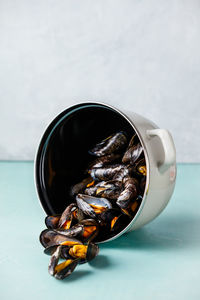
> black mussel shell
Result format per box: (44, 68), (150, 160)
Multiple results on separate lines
(54, 225), (84, 239)
(44, 245), (59, 256)
(86, 243), (99, 262)
(84, 186), (97, 196)
(44, 245), (77, 261)
(88, 153), (121, 170)
(58, 203), (77, 228)
(77, 194), (112, 209)
(39, 229), (83, 248)
(76, 195), (96, 219)
(67, 243), (99, 264)
(89, 131), (127, 157)
(45, 215), (61, 229)
(76, 194), (112, 218)
(110, 214), (130, 232)
(54, 259), (79, 280)
(79, 219), (99, 242)
(100, 208), (121, 225)
(90, 164), (125, 181)
(48, 245), (62, 276)
(95, 182), (121, 200)
(71, 177), (93, 196)
(121, 195), (143, 217)
(135, 158), (147, 176)
(116, 177), (138, 209)
(122, 143), (143, 165)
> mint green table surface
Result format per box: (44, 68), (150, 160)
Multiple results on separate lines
(0, 162), (199, 300)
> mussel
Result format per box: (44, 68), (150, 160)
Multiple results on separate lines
(112, 165), (131, 182)
(121, 195), (143, 217)
(95, 182), (121, 200)
(84, 186), (97, 196)
(55, 219), (99, 243)
(58, 203), (77, 229)
(76, 196), (96, 219)
(79, 219), (99, 242)
(88, 153), (121, 169)
(45, 215), (60, 229)
(67, 243), (99, 264)
(90, 164), (125, 181)
(54, 259), (79, 280)
(76, 194), (112, 217)
(85, 181), (120, 200)
(48, 245), (62, 276)
(53, 225), (83, 239)
(135, 158), (147, 176)
(71, 177), (94, 196)
(122, 138), (143, 165)
(100, 209), (129, 232)
(40, 229), (83, 248)
(89, 131), (127, 157)
(116, 177), (138, 209)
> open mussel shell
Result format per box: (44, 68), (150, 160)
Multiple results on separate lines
(100, 208), (121, 225)
(39, 229), (83, 248)
(54, 224), (84, 239)
(44, 245), (76, 259)
(89, 131), (127, 157)
(76, 194), (112, 218)
(95, 182), (121, 200)
(71, 177), (94, 196)
(45, 245), (76, 260)
(62, 243), (99, 264)
(121, 195), (143, 217)
(86, 243), (99, 263)
(58, 203), (77, 228)
(84, 186), (97, 196)
(84, 180), (120, 198)
(76, 195), (97, 219)
(77, 194), (112, 210)
(135, 158), (146, 176)
(45, 215), (61, 229)
(48, 245), (62, 276)
(73, 207), (85, 222)
(54, 258), (79, 280)
(44, 245), (59, 256)
(110, 214), (130, 232)
(100, 209), (129, 232)
(79, 219), (99, 242)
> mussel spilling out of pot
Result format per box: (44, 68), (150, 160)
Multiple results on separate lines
(39, 130), (146, 279)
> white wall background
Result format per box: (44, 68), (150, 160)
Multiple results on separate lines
(0, 0), (200, 162)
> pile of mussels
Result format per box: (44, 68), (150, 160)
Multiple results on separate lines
(39, 131), (146, 279)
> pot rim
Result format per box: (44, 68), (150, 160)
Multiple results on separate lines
(34, 101), (150, 243)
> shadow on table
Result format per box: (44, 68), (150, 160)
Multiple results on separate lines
(60, 270), (92, 283)
(99, 214), (200, 251)
(89, 254), (112, 269)
(60, 214), (200, 274)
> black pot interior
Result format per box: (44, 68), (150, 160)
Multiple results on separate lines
(36, 103), (137, 241)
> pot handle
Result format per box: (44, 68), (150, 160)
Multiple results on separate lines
(146, 129), (176, 173)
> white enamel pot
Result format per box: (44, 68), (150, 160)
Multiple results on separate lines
(35, 102), (176, 242)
